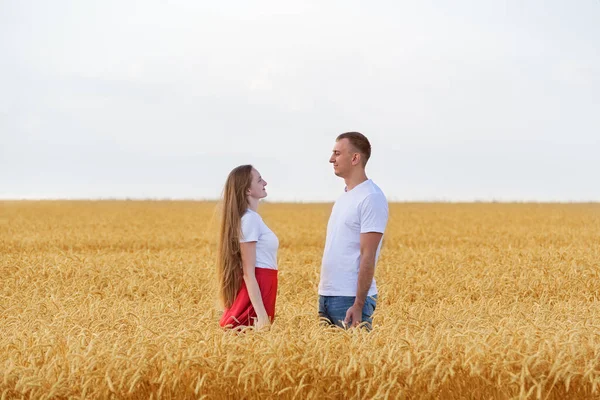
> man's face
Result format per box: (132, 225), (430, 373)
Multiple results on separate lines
(329, 138), (357, 177)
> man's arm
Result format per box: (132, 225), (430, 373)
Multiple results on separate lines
(344, 232), (383, 327)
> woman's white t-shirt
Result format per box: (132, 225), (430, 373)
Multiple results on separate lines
(240, 209), (279, 270)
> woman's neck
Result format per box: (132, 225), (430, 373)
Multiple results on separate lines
(247, 197), (259, 212)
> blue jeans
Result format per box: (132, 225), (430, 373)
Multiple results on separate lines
(318, 294), (378, 330)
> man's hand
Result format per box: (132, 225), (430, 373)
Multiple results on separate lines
(344, 304), (363, 328)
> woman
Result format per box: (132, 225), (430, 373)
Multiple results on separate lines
(217, 165), (279, 330)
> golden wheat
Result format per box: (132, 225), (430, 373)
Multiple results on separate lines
(1, 201), (599, 399)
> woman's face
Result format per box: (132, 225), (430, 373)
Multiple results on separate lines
(247, 168), (268, 200)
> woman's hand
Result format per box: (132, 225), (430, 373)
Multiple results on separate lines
(254, 314), (271, 331)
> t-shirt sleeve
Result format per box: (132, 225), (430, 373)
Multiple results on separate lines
(359, 193), (389, 234)
(240, 212), (261, 242)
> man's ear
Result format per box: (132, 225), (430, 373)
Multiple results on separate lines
(352, 153), (361, 166)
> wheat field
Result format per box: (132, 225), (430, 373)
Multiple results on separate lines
(1, 201), (599, 399)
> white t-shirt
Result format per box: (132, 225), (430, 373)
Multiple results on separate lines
(319, 179), (388, 296)
(240, 209), (279, 270)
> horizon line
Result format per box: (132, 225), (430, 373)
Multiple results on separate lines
(1, 197), (599, 204)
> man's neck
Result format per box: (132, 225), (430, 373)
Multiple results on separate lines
(344, 170), (368, 192)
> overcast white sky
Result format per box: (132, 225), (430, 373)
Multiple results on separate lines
(1, 0), (598, 202)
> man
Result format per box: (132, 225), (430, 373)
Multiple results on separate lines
(318, 132), (389, 330)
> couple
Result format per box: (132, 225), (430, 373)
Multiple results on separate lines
(217, 132), (389, 330)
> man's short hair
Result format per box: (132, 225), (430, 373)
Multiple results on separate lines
(336, 132), (371, 166)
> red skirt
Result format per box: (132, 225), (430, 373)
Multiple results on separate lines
(219, 267), (278, 328)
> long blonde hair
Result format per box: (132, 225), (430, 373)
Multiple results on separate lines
(217, 164), (254, 308)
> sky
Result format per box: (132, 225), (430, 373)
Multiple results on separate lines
(1, 0), (599, 202)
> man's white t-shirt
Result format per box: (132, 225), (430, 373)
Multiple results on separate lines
(319, 179), (388, 296)
(240, 209), (279, 270)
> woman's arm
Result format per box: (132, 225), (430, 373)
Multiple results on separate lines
(240, 241), (270, 329)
